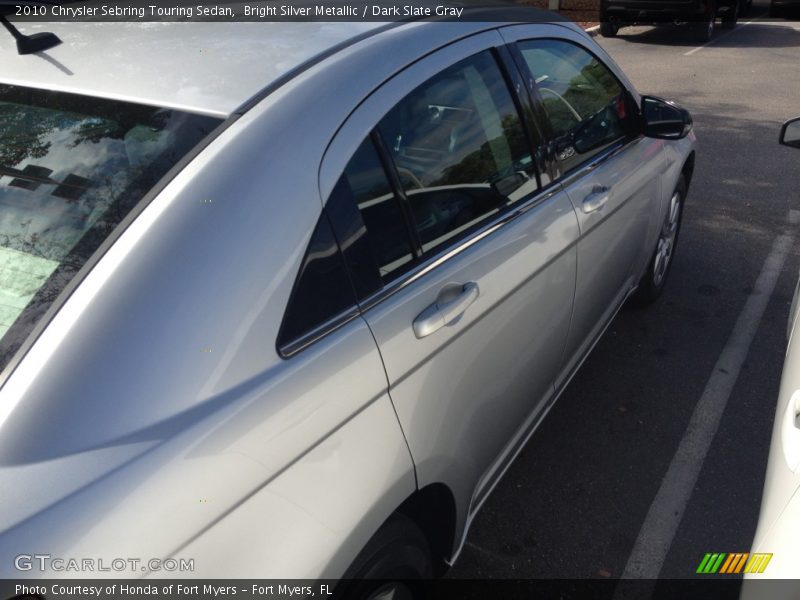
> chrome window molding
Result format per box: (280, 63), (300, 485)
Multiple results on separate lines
(278, 305), (362, 358)
(557, 134), (643, 189)
(279, 136), (643, 359)
(355, 135), (644, 315)
(281, 36), (646, 359)
(357, 182), (562, 313)
(279, 182), (562, 359)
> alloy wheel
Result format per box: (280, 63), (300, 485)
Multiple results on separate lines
(653, 191), (682, 287)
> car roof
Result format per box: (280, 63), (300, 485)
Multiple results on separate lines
(0, 9), (573, 118)
(0, 21), (391, 117)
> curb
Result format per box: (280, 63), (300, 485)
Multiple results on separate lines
(584, 24), (600, 36)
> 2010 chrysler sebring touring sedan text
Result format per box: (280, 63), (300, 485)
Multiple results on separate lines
(0, 10), (695, 597)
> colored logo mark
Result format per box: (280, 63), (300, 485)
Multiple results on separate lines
(696, 552), (773, 574)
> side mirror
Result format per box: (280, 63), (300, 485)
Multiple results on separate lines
(779, 117), (800, 149)
(642, 96), (693, 140)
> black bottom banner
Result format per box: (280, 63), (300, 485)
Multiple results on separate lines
(3, 578), (797, 600)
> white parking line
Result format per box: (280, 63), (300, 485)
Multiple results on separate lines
(619, 215), (797, 580)
(736, 20), (800, 27)
(684, 18), (757, 55)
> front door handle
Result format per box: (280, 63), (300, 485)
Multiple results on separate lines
(413, 282), (480, 339)
(582, 185), (611, 214)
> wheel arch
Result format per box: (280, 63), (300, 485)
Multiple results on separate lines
(682, 151), (696, 188)
(395, 483), (458, 576)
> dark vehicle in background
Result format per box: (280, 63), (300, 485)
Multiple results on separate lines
(769, 0), (800, 18)
(600, 0), (749, 40)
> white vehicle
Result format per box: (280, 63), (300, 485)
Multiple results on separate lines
(742, 117), (800, 595)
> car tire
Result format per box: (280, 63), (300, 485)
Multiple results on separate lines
(721, 0), (739, 26)
(337, 514), (433, 600)
(694, 1), (717, 40)
(600, 21), (619, 37)
(630, 175), (686, 307)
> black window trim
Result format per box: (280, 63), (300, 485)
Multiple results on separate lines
(504, 41), (561, 183)
(493, 44), (548, 191)
(370, 128), (424, 259)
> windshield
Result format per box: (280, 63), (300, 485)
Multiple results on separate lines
(0, 84), (222, 373)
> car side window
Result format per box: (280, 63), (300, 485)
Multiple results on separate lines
(341, 137), (416, 280)
(516, 39), (636, 174)
(376, 50), (538, 256)
(277, 214), (357, 355)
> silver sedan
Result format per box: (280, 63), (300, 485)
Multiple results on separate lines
(0, 10), (695, 595)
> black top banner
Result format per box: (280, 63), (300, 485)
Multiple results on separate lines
(0, 0), (569, 22)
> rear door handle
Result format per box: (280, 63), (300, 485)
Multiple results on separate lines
(413, 282), (479, 339)
(582, 185), (611, 213)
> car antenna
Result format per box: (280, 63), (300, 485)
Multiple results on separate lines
(0, 14), (61, 55)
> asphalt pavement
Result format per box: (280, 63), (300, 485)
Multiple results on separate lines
(449, 4), (800, 581)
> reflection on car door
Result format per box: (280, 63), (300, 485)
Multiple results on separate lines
(322, 38), (580, 539)
(513, 36), (665, 389)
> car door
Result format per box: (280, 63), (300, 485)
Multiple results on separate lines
(503, 26), (666, 389)
(319, 31), (580, 539)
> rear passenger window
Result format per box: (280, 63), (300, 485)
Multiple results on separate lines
(277, 214), (356, 355)
(516, 40), (637, 173)
(377, 50), (537, 255)
(342, 137), (415, 279)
